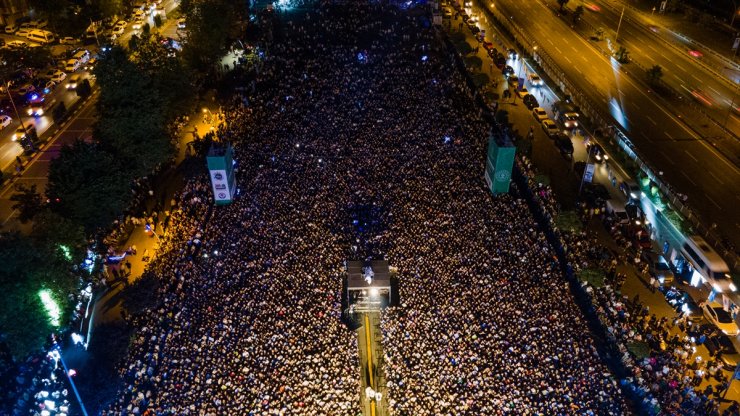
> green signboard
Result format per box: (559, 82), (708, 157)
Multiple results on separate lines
(206, 144), (237, 205)
(484, 136), (515, 195)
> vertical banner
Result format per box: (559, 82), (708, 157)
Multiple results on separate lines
(206, 144), (237, 205)
(485, 136), (516, 195)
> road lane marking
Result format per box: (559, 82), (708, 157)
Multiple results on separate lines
(576, 67), (583, 75)
(709, 171), (725, 184)
(681, 171), (697, 186)
(660, 151), (675, 164)
(690, 74), (703, 83)
(707, 195), (722, 209)
(555, 46), (562, 54)
(708, 86), (720, 95)
(547, 38), (554, 45)
(674, 63), (687, 72)
(684, 149), (698, 162)
(640, 131), (653, 142)
(647, 44), (658, 53)
(646, 116), (657, 125)
(564, 56), (572, 64)
(665, 132), (674, 141)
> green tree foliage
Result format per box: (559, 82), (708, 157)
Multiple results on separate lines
(180, 0), (239, 73)
(573, 5), (584, 23)
(455, 41), (474, 56)
(555, 210), (582, 231)
(32, 211), (87, 263)
(121, 272), (160, 314)
(10, 184), (44, 223)
(614, 46), (630, 64)
(646, 64), (663, 85)
(472, 72), (490, 88)
(465, 55), (483, 70)
(0, 46), (53, 71)
(94, 46), (172, 177)
(95, 0), (125, 20)
(0, 232), (80, 358)
(46, 140), (131, 232)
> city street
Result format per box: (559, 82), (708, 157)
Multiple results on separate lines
(473, 0), (740, 252)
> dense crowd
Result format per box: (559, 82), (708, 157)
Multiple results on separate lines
(103, 2), (634, 414)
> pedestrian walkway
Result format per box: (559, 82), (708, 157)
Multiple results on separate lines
(91, 102), (225, 327)
(358, 312), (387, 416)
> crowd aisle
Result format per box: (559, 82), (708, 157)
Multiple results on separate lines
(104, 2), (630, 415)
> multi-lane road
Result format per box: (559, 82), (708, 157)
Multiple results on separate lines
(0, 3), (181, 229)
(473, 0), (740, 252)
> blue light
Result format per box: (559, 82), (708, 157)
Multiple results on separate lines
(421, 55), (428, 62)
(444, 136), (451, 144)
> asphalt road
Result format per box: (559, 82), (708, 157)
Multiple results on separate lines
(474, 0), (740, 251)
(560, 0), (740, 136)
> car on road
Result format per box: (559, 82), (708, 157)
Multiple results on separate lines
(665, 287), (703, 322)
(619, 180), (641, 201)
(541, 119), (558, 137)
(0, 114), (11, 130)
(702, 301), (739, 336)
(4, 23), (18, 34)
(528, 74), (543, 86)
(7, 40), (27, 49)
(13, 124), (35, 142)
(65, 58), (81, 72)
(645, 253), (674, 285)
(177, 18), (186, 30)
(507, 75), (518, 88)
(84, 58), (97, 72)
(59, 36), (78, 45)
(704, 334), (740, 369)
(66, 74), (82, 90)
(112, 21), (127, 36)
(560, 112), (579, 129)
(517, 87), (529, 98)
(502, 65), (514, 76)
(523, 94), (539, 110)
(586, 142), (608, 163)
(15, 84), (35, 95)
(15, 28), (32, 38)
(532, 107), (548, 121)
(554, 133), (573, 156)
(50, 71), (66, 83)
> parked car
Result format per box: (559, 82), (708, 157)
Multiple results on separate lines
(507, 75), (518, 88)
(532, 107), (548, 121)
(0, 114), (12, 130)
(554, 133), (573, 156)
(50, 71), (67, 83)
(702, 301), (740, 336)
(704, 334), (740, 369)
(13, 124), (36, 141)
(523, 94), (539, 110)
(177, 18), (186, 30)
(560, 112), (579, 129)
(517, 87), (529, 98)
(15, 28), (32, 38)
(15, 84), (35, 95)
(5, 23), (18, 34)
(649, 254), (674, 285)
(665, 288), (703, 322)
(541, 119), (558, 137)
(620, 180), (642, 201)
(59, 36), (79, 45)
(7, 40), (27, 48)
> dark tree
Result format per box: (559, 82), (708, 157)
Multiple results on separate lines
(10, 184), (44, 223)
(557, 0), (569, 11)
(46, 140), (131, 232)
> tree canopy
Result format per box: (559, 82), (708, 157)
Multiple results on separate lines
(46, 140), (132, 232)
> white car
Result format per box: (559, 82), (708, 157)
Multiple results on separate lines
(532, 107), (548, 121)
(112, 25), (126, 36)
(7, 40), (27, 48)
(528, 74), (543, 86)
(15, 28), (32, 38)
(541, 119), (559, 137)
(0, 115), (12, 130)
(177, 18), (186, 30)
(66, 74), (82, 90)
(50, 71), (67, 83)
(65, 59), (81, 72)
(703, 301), (740, 336)
(59, 36), (78, 45)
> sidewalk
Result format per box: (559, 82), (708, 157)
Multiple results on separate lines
(91, 103), (223, 327)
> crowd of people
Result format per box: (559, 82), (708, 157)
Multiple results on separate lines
(102, 1), (644, 414)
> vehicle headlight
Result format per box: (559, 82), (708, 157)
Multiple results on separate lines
(713, 283), (722, 292)
(723, 329), (730, 335)
(630, 192), (638, 199)
(730, 283), (737, 292)
(37, 109), (43, 116)
(27, 109), (33, 115)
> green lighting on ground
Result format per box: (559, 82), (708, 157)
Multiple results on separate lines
(59, 245), (72, 261)
(38, 289), (61, 327)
